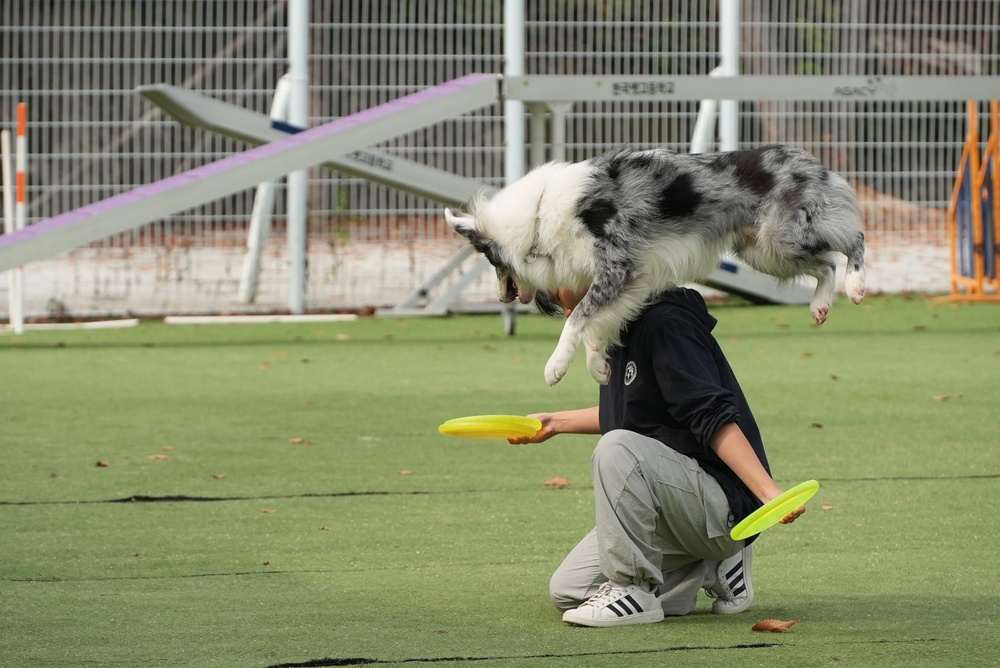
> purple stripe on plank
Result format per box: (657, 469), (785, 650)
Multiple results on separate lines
(0, 74), (494, 250)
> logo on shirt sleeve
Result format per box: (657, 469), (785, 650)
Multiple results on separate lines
(624, 360), (637, 386)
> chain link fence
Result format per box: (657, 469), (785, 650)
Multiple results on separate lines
(2, 1), (998, 317)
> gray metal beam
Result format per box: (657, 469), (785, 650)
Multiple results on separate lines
(505, 75), (1000, 103)
(0, 74), (498, 272)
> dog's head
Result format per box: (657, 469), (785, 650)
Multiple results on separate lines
(444, 207), (562, 316)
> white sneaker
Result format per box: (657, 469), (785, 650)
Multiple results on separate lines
(562, 581), (665, 627)
(704, 544), (754, 614)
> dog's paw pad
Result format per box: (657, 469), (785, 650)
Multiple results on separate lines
(590, 365), (611, 385)
(811, 307), (828, 325)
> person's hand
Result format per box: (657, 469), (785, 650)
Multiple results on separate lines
(779, 505), (806, 524)
(759, 483), (805, 525)
(507, 413), (558, 444)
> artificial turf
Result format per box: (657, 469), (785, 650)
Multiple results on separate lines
(1, 294), (998, 667)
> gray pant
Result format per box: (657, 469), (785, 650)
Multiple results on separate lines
(550, 429), (744, 616)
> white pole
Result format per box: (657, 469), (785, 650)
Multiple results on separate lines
(719, 0), (740, 152)
(689, 66), (723, 154)
(1, 129), (18, 332)
(238, 76), (292, 305)
(504, 0), (526, 184)
(503, 0), (527, 334)
(286, 0), (309, 314)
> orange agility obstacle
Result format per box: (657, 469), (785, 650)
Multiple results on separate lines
(945, 100), (1000, 301)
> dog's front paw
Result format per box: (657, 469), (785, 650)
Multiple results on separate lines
(810, 304), (829, 325)
(585, 345), (611, 385)
(544, 347), (575, 386)
(845, 273), (866, 305)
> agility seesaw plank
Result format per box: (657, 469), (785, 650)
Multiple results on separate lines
(0, 74), (498, 273)
(706, 258), (813, 305)
(137, 84), (487, 210)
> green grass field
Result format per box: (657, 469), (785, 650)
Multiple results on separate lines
(2, 295), (999, 667)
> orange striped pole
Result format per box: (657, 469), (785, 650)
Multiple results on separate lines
(11, 103), (26, 332)
(16, 103), (26, 233)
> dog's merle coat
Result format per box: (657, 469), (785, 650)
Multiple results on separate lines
(447, 145), (866, 385)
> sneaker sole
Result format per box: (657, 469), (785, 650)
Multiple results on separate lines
(563, 608), (665, 627)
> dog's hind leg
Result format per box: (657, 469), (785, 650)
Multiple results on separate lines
(844, 232), (866, 305)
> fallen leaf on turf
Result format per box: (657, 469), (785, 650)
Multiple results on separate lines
(830, 374), (839, 381)
(260, 508), (277, 514)
(543, 477), (570, 488)
(932, 394), (950, 401)
(161, 445), (173, 451)
(810, 423), (824, 429)
(288, 437), (304, 444)
(800, 351), (813, 358)
(335, 333), (351, 341)
(400, 470), (414, 476)
(212, 474), (226, 480)
(752, 619), (799, 633)
(148, 454), (169, 460)
(96, 460), (110, 467)
(822, 504), (833, 511)
(259, 362), (271, 370)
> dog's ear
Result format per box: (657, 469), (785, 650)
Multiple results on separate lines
(444, 208), (480, 243)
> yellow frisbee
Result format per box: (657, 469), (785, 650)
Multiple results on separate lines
(438, 415), (542, 440)
(730, 479), (820, 541)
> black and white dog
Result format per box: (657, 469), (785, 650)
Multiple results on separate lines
(446, 145), (866, 386)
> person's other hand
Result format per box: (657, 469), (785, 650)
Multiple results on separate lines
(507, 413), (558, 444)
(779, 505), (806, 524)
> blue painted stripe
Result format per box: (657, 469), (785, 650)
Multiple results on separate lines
(271, 119), (306, 134)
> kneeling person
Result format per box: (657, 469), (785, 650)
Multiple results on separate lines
(509, 286), (803, 627)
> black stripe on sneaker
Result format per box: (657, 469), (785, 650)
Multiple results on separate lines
(606, 601), (626, 617)
(607, 594), (645, 617)
(724, 559), (746, 597)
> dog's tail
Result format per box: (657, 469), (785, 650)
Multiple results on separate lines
(844, 231), (866, 305)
